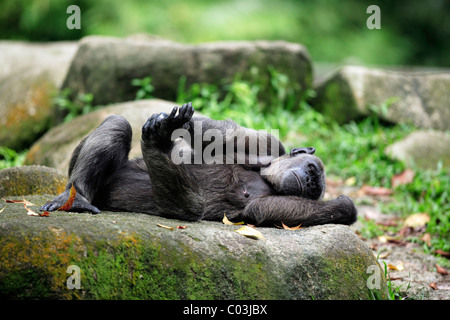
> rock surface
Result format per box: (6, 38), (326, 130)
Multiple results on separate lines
(385, 130), (450, 171)
(0, 166), (67, 198)
(60, 36), (311, 111)
(311, 66), (450, 130)
(25, 99), (177, 174)
(0, 41), (78, 149)
(0, 195), (388, 300)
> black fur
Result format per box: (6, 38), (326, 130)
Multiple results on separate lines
(42, 103), (357, 227)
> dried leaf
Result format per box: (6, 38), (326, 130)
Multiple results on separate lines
(223, 214), (245, 225)
(434, 249), (450, 258)
(280, 222), (304, 230)
(378, 235), (397, 243)
(177, 225), (187, 229)
(436, 264), (448, 275)
(387, 262), (404, 271)
(57, 184), (76, 211)
(344, 176), (357, 186)
(404, 213), (430, 228)
(378, 250), (392, 259)
(391, 169), (415, 188)
(235, 226), (264, 240)
(23, 204), (49, 217)
(360, 185), (393, 196)
(3, 197), (36, 206)
(420, 233), (432, 246)
(429, 282), (438, 290)
(157, 224), (174, 230)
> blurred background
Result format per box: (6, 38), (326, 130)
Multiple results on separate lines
(1, 0), (449, 67)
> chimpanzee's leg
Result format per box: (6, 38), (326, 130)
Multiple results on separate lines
(41, 115), (132, 213)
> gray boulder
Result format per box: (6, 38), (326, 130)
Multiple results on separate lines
(385, 130), (450, 171)
(0, 165), (67, 198)
(60, 35), (312, 112)
(0, 41), (78, 149)
(311, 66), (450, 130)
(0, 194), (388, 299)
(25, 99), (177, 174)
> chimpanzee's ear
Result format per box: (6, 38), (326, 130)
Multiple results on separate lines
(290, 147), (315, 156)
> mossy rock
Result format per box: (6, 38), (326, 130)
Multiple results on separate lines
(0, 41), (78, 149)
(311, 66), (450, 130)
(0, 195), (388, 300)
(60, 36), (312, 113)
(0, 166), (67, 198)
(25, 99), (177, 174)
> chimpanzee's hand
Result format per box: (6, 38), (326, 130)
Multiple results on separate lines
(142, 102), (194, 142)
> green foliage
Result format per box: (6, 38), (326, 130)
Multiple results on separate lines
(0, 147), (26, 170)
(54, 88), (97, 123)
(0, 0), (448, 67)
(131, 76), (154, 100)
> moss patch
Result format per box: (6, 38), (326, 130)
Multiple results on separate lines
(0, 195), (388, 300)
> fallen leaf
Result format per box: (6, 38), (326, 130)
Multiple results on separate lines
(223, 214), (245, 225)
(177, 225), (187, 229)
(434, 249), (450, 258)
(387, 262), (404, 271)
(420, 233), (432, 246)
(398, 226), (414, 237)
(360, 185), (393, 196)
(378, 250), (392, 259)
(157, 224), (174, 230)
(57, 184), (76, 211)
(391, 169), (415, 188)
(235, 226), (264, 240)
(436, 264), (448, 275)
(344, 176), (357, 186)
(378, 235), (397, 243)
(23, 204), (49, 217)
(429, 282), (438, 290)
(3, 197), (36, 206)
(404, 213), (430, 228)
(279, 222), (304, 230)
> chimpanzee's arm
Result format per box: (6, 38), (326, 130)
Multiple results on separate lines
(175, 104), (286, 168)
(242, 195), (357, 227)
(141, 104), (205, 221)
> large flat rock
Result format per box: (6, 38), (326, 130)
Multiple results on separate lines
(0, 195), (388, 299)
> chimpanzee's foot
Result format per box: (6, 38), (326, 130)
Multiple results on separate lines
(41, 190), (101, 214)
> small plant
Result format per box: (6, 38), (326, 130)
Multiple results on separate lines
(54, 88), (97, 123)
(132, 76), (154, 100)
(0, 146), (26, 169)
